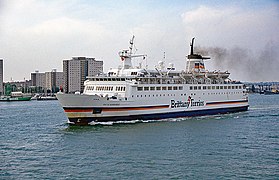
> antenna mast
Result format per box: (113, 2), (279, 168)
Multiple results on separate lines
(129, 35), (135, 55)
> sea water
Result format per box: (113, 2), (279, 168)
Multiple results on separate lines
(0, 94), (278, 179)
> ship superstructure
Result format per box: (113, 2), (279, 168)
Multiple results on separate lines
(57, 37), (248, 125)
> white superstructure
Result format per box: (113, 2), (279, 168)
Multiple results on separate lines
(57, 37), (249, 125)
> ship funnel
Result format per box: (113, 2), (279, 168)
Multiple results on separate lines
(186, 38), (210, 73)
(187, 37), (210, 60)
(190, 37), (195, 55)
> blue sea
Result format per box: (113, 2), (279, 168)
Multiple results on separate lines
(0, 94), (278, 179)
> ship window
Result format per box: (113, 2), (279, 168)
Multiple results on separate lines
(224, 86), (227, 89)
(239, 86), (242, 89)
(137, 87), (143, 91)
(228, 86), (231, 89)
(121, 78), (125, 81)
(203, 86), (206, 90)
(156, 87), (161, 90)
(208, 86), (211, 90)
(173, 86), (178, 90)
(162, 87), (167, 90)
(216, 86), (219, 89)
(194, 86), (197, 90)
(232, 86), (235, 89)
(198, 86), (201, 90)
(190, 86), (193, 90)
(168, 86), (172, 90)
(93, 108), (102, 114)
(150, 87), (155, 91)
(123, 87), (126, 91)
(179, 86), (183, 90)
(220, 86), (223, 89)
(144, 87), (149, 91)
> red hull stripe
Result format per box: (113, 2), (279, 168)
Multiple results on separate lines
(64, 109), (93, 113)
(64, 105), (169, 113)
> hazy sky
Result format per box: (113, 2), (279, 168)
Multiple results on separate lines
(0, 0), (278, 82)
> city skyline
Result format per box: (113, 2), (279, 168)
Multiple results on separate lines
(0, 0), (278, 82)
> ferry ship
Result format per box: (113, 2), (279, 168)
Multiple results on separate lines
(57, 37), (249, 125)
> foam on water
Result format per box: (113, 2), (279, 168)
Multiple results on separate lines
(86, 117), (187, 126)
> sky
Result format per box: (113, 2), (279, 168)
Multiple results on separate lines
(0, 0), (278, 82)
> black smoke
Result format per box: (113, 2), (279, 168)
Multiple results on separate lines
(195, 42), (278, 82)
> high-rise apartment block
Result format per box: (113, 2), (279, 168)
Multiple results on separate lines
(45, 69), (64, 92)
(63, 57), (103, 93)
(31, 69), (64, 93)
(31, 70), (46, 88)
(0, 59), (3, 95)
